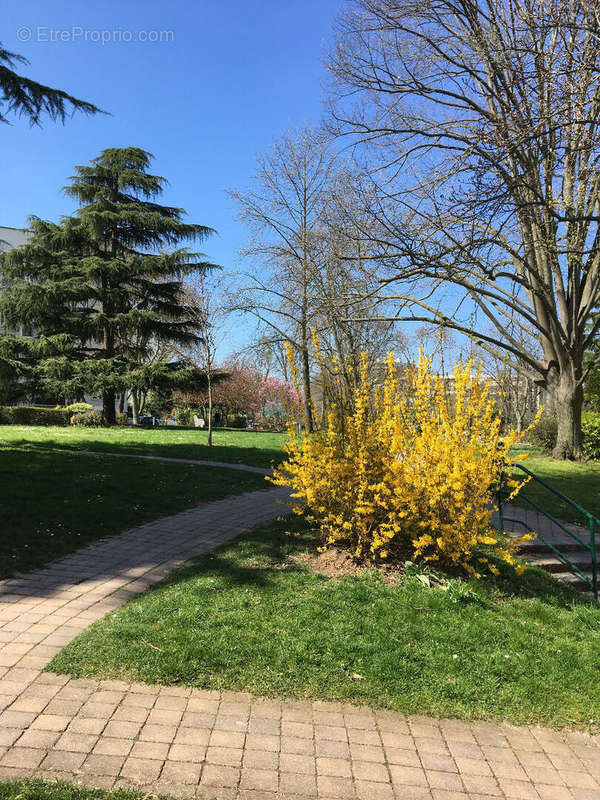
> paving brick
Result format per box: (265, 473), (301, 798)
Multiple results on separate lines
(67, 716), (107, 735)
(15, 729), (59, 749)
(82, 753), (126, 776)
(102, 720), (142, 739)
(315, 724), (347, 742)
(247, 716), (280, 735)
(489, 759), (529, 780)
(166, 728), (208, 749)
(537, 787), (577, 800)
(93, 736), (133, 757)
(386, 747), (422, 767)
(349, 728), (382, 746)
(426, 770), (464, 791)
(0, 747), (45, 769)
(0, 710), (37, 728)
(317, 755), (353, 777)
(461, 773), (502, 795)
(168, 743), (206, 763)
(0, 729), (23, 748)
(279, 752), (316, 775)
(421, 752), (458, 772)
(130, 740), (170, 761)
(44, 699), (83, 716)
(241, 751), (278, 774)
(160, 760), (202, 784)
(9, 696), (48, 713)
(138, 723), (177, 743)
(355, 780), (395, 800)
(120, 755), (163, 781)
(206, 746), (244, 767)
(497, 777), (542, 799)
(351, 743), (386, 763)
(282, 720), (313, 739)
(146, 708), (184, 726)
(559, 771), (599, 790)
(239, 767), (278, 791)
(315, 738), (350, 759)
(352, 759), (390, 783)
(209, 729), (245, 749)
(382, 731), (415, 750)
(41, 750), (87, 771)
(390, 764), (428, 787)
(317, 773), (356, 797)
(454, 756), (493, 776)
(279, 770), (317, 795)
(111, 705), (148, 724)
(244, 731), (281, 753)
(201, 763), (240, 787)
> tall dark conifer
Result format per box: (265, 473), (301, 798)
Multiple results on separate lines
(1, 147), (217, 421)
(0, 43), (102, 125)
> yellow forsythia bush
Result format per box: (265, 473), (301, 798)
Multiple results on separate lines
(271, 352), (533, 576)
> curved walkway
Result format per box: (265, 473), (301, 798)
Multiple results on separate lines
(0, 476), (598, 798)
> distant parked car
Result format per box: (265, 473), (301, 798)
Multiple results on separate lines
(139, 415), (162, 426)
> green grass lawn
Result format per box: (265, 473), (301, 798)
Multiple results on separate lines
(0, 425), (286, 469)
(510, 447), (600, 525)
(1, 445), (267, 578)
(0, 780), (161, 800)
(49, 514), (600, 729)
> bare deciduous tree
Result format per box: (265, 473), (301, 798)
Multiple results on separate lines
(229, 128), (335, 431)
(329, 0), (600, 457)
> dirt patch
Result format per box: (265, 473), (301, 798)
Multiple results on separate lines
(288, 539), (415, 583)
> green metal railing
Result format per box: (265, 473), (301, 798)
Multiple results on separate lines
(496, 463), (599, 599)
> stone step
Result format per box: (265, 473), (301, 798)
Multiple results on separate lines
(517, 540), (592, 554)
(525, 554), (593, 574)
(512, 540), (596, 595)
(550, 571), (595, 594)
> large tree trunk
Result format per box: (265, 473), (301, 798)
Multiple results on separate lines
(551, 369), (584, 459)
(103, 390), (116, 425)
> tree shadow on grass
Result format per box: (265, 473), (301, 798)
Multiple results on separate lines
(478, 554), (596, 608)
(3, 435), (284, 468)
(140, 516), (317, 597)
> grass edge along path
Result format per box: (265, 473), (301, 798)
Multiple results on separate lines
(48, 515), (600, 730)
(0, 781), (165, 800)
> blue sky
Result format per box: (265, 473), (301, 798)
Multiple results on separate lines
(2, 0), (342, 356)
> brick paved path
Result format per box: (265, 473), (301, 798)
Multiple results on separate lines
(0, 481), (598, 799)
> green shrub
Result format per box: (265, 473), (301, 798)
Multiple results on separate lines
(70, 410), (105, 427)
(115, 412), (129, 426)
(0, 406), (71, 426)
(226, 413), (248, 429)
(528, 413), (557, 452)
(583, 411), (600, 460)
(174, 406), (194, 426)
(65, 402), (94, 413)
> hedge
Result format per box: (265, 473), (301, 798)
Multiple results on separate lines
(0, 406), (72, 426)
(583, 411), (600, 460)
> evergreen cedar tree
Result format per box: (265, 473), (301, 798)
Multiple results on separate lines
(0, 147), (218, 422)
(0, 42), (102, 125)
